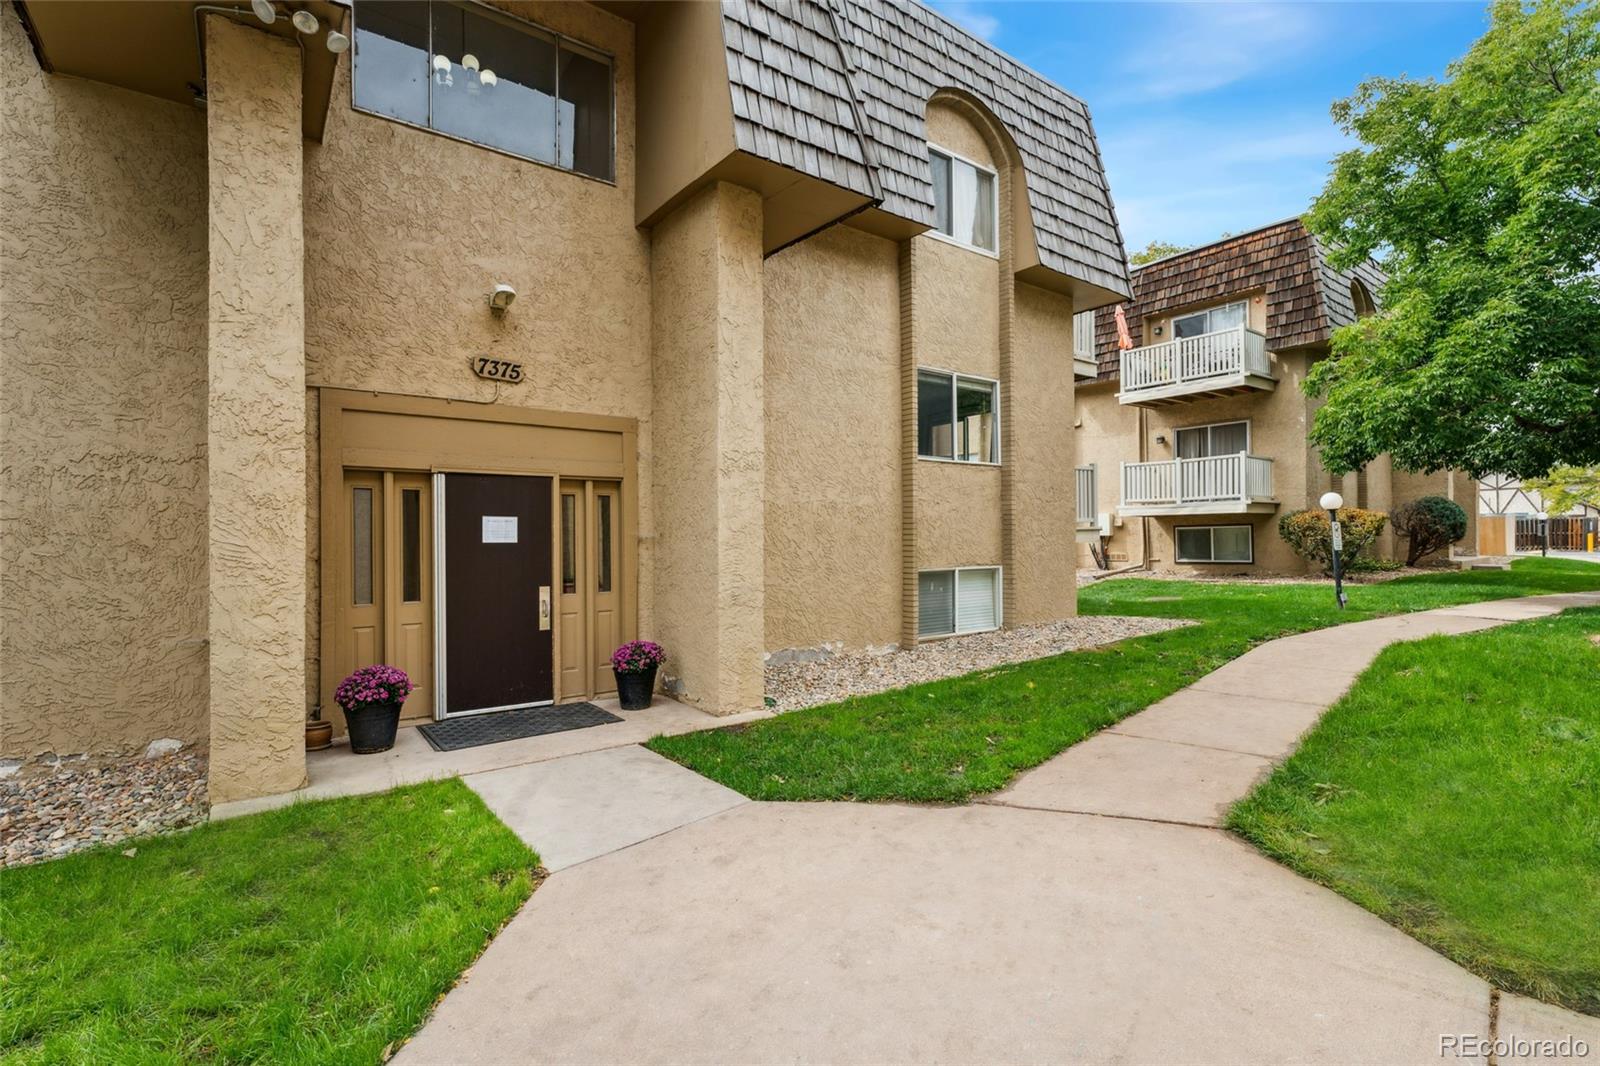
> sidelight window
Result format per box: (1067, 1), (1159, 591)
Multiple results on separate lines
(561, 493), (577, 594)
(353, 0), (614, 179)
(596, 494), (612, 593)
(352, 486), (375, 606)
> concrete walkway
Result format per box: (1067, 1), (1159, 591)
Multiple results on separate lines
(396, 592), (1600, 1065)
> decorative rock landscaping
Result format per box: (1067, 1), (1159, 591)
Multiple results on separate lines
(764, 615), (1194, 714)
(1, 748), (207, 867)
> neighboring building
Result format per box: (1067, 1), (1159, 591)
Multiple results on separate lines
(1478, 475), (1600, 554)
(1073, 218), (1474, 574)
(0, 0), (1129, 800)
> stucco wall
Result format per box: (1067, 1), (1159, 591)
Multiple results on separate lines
(1007, 281), (1077, 621)
(763, 224), (902, 653)
(204, 17), (306, 803)
(0, 5), (209, 757)
(650, 181), (765, 713)
(911, 104), (1004, 576)
(1073, 383), (1146, 567)
(301, 1), (653, 706)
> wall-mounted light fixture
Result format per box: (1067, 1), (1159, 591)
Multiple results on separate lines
(246, 2), (345, 50)
(488, 283), (517, 315)
(1154, 434), (1167, 445)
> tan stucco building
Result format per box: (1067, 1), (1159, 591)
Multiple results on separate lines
(1, 0), (1130, 800)
(1072, 219), (1474, 576)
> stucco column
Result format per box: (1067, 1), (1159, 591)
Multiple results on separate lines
(204, 16), (306, 802)
(1006, 283), (1079, 622)
(650, 182), (765, 713)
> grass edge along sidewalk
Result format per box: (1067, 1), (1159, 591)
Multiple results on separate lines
(647, 559), (1600, 803)
(1229, 607), (1600, 1017)
(0, 778), (538, 1066)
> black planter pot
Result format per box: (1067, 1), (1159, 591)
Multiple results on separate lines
(614, 667), (657, 711)
(345, 701), (402, 754)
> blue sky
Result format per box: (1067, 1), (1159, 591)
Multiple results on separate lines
(928, 1), (1490, 254)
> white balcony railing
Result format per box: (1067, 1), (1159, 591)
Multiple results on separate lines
(1120, 325), (1271, 398)
(1121, 453), (1275, 509)
(1075, 465), (1097, 527)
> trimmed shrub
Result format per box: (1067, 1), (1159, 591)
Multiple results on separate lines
(1391, 495), (1468, 565)
(1278, 507), (1388, 573)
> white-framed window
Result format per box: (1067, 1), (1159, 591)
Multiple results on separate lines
(928, 145), (998, 254)
(1175, 420), (1250, 459)
(917, 368), (1000, 463)
(1172, 299), (1246, 339)
(352, 0), (614, 180)
(1176, 525), (1254, 564)
(918, 566), (1002, 638)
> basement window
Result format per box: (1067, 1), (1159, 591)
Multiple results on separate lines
(1176, 525), (1253, 564)
(918, 567), (1002, 638)
(928, 145), (997, 253)
(917, 369), (1000, 463)
(352, 0), (614, 180)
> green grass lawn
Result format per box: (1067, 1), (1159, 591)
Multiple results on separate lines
(647, 558), (1600, 803)
(0, 779), (536, 1065)
(1229, 608), (1600, 1015)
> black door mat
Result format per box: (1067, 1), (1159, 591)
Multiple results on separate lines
(417, 702), (623, 752)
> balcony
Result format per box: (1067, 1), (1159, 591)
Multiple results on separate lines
(1120, 453), (1278, 516)
(1117, 325), (1275, 406)
(1075, 465), (1101, 539)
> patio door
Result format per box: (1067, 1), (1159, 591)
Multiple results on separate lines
(435, 473), (554, 717)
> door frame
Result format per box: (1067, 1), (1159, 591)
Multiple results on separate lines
(318, 389), (639, 725)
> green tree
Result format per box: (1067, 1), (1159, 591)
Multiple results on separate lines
(1524, 464), (1600, 512)
(1304, 0), (1600, 479)
(1129, 240), (1188, 265)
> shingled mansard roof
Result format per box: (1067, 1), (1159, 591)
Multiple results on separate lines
(1091, 217), (1388, 382)
(719, 0), (1132, 298)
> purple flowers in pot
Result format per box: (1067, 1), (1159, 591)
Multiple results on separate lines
(335, 664), (414, 712)
(611, 640), (665, 674)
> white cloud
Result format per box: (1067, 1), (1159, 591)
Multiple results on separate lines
(1115, 3), (1327, 101)
(1099, 110), (1353, 250)
(931, 1), (1002, 41)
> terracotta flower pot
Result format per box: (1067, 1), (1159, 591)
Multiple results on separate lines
(613, 666), (657, 711)
(345, 701), (402, 754)
(305, 719), (333, 751)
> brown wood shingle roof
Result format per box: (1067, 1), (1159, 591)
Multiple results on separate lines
(1092, 218), (1386, 381)
(721, 0), (1131, 298)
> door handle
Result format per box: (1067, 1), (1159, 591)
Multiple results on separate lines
(539, 586), (552, 631)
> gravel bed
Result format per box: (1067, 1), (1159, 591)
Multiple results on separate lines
(1101, 565), (1452, 586)
(765, 615), (1194, 714)
(1, 751), (207, 868)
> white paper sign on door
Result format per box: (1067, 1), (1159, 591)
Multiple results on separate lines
(482, 516), (518, 544)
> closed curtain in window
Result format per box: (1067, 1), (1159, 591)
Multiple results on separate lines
(956, 569), (998, 631)
(952, 163), (995, 250)
(1177, 422), (1247, 458)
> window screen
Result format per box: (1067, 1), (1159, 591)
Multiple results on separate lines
(918, 570), (956, 637)
(955, 378), (996, 462)
(917, 370), (954, 459)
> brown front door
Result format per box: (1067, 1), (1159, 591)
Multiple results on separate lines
(440, 473), (554, 716)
